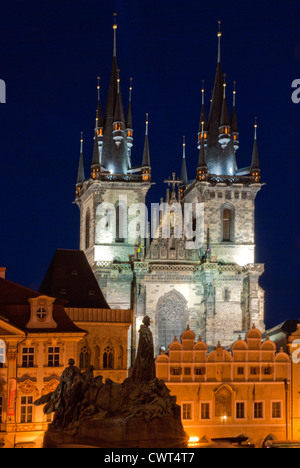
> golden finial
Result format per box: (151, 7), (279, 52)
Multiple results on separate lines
(217, 20), (222, 63)
(129, 77), (133, 101)
(80, 131), (83, 153)
(232, 81), (237, 106)
(113, 12), (118, 29)
(117, 69), (120, 93)
(254, 116), (258, 139)
(145, 113), (149, 135)
(113, 13), (118, 57)
(223, 73), (226, 98)
(97, 76), (100, 100)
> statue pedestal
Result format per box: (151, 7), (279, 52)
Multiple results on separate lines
(43, 408), (188, 448)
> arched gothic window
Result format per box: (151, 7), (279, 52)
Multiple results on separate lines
(103, 345), (114, 369)
(222, 206), (234, 242)
(157, 290), (188, 351)
(116, 204), (126, 243)
(85, 209), (90, 250)
(79, 344), (91, 369)
(93, 345), (100, 370)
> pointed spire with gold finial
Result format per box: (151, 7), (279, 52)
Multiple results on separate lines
(95, 76), (104, 161)
(218, 73), (231, 148)
(205, 20), (237, 176)
(250, 117), (261, 182)
(142, 113), (151, 182)
(198, 80), (208, 149)
(126, 77), (133, 163)
(101, 12), (129, 175)
(231, 80), (239, 151)
(180, 136), (188, 187)
(76, 131), (85, 186)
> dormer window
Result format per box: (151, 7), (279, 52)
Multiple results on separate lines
(26, 296), (57, 329)
(36, 307), (47, 321)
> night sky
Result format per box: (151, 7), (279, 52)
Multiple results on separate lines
(0, 0), (299, 330)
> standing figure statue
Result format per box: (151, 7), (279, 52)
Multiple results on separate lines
(131, 315), (156, 382)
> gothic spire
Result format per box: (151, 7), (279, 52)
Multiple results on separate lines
(126, 78), (133, 165)
(96, 76), (104, 130)
(91, 130), (100, 179)
(142, 113), (151, 182)
(180, 136), (188, 187)
(197, 123), (208, 181)
(204, 21), (237, 176)
(76, 132), (85, 185)
(250, 117), (261, 182)
(100, 13), (129, 175)
(198, 80), (208, 149)
(126, 77), (133, 130)
(231, 81), (239, 152)
(218, 74), (231, 148)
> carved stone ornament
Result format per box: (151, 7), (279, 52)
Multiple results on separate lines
(18, 379), (39, 398)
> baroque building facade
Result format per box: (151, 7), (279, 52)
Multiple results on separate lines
(0, 252), (132, 448)
(156, 325), (290, 447)
(74, 19), (265, 357)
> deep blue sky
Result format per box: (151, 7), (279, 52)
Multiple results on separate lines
(0, 0), (299, 330)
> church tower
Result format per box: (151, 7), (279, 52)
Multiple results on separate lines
(180, 23), (265, 347)
(74, 15), (151, 341)
(75, 18), (265, 356)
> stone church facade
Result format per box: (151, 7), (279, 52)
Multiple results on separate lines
(74, 19), (265, 358)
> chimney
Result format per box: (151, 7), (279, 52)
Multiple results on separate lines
(0, 267), (6, 279)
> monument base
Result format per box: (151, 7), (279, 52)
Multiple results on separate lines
(43, 410), (188, 448)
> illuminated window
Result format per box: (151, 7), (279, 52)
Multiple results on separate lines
(182, 403), (193, 420)
(80, 345), (91, 369)
(250, 366), (259, 375)
(222, 207), (234, 242)
(200, 402), (210, 419)
(20, 396), (33, 423)
(224, 288), (230, 301)
(116, 204), (126, 243)
(48, 347), (60, 367)
(171, 368), (181, 376)
(103, 345), (114, 369)
(22, 347), (34, 368)
(93, 345), (100, 370)
(236, 402), (245, 419)
(254, 401), (263, 419)
(272, 401), (281, 418)
(36, 307), (47, 320)
(0, 340), (5, 368)
(85, 209), (90, 250)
